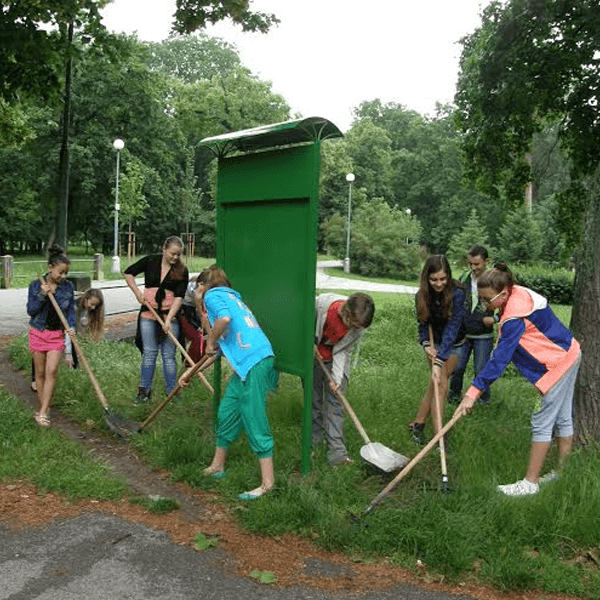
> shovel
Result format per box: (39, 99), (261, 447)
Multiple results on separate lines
(40, 276), (140, 437)
(363, 404), (466, 515)
(314, 349), (409, 473)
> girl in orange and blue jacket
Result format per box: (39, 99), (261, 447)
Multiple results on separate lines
(459, 263), (581, 497)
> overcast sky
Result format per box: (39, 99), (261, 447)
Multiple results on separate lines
(101, 0), (487, 131)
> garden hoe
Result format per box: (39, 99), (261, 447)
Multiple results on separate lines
(433, 377), (450, 491)
(138, 298), (213, 395)
(362, 405), (466, 517)
(315, 349), (409, 474)
(429, 325), (449, 491)
(137, 351), (212, 433)
(40, 276), (140, 438)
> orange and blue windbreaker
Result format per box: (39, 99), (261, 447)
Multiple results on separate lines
(467, 285), (580, 399)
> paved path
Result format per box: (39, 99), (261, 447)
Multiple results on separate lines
(316, 260), (417, 294)
(0, 279), (144, 336)
(0, 262), (416, 336)
(0, 510), (473, 600)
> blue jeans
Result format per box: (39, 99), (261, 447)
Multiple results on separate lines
(139, 317), (180, 394)
(449, 336), (493, 403)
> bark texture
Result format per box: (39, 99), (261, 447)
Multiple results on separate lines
(571, 167), (600, 443)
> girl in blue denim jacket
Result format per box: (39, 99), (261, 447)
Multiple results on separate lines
(27, 244), (76, 427)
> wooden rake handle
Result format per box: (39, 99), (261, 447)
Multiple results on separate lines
(38, 276), (110, 410)
(365, 406), (465, 513)
(139, 351), (212, 431)
(314, 347), (371, 445)
(124, 276), (214, 395)
(429, 325), (449, 478)
(433, 376), (449, 477)
(142, 300), (214, 395)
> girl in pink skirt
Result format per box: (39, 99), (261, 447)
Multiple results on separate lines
(27, 244), (76, 427)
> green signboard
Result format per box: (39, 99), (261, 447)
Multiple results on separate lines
(199, 117), (343, 472)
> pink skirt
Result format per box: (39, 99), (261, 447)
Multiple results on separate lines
(29, 329), (65, 353)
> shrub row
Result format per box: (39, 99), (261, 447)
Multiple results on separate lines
(513, 268), (575, 305)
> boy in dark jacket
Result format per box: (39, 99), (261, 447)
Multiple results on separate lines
(448, 245), (496, 404)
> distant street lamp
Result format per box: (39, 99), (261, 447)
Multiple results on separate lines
(344, 173), (355, 273)
(111, 138), (125, 273)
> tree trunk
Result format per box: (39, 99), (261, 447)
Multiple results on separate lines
(55, 20), (74, 250)
(571, 166), (600, 443)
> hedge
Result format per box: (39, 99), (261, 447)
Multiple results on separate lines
(513, 268), (575, 305)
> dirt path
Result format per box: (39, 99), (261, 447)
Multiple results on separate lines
(0, 321), (576, 600)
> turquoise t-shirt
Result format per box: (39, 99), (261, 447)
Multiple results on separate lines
(204, 287), (273, 381)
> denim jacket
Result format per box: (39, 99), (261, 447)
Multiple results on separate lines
(27, 278), (76, 352)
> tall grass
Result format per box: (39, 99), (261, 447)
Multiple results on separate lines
(6, 293), (600, 598)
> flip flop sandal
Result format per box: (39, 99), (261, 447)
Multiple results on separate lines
(203, 468), (228, 479)
(239, 486), (271, 501)
(34, 413), (51, 427)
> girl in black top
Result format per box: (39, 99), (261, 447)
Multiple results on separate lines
(124, 236), (189, 403)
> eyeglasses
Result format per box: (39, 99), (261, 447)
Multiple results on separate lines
(481, 291), (503, 306)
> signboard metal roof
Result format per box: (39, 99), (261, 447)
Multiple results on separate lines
(198, 116), (343, 157)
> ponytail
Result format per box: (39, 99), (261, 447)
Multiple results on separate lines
(478, 262), (514, 292)
(47, 243), (70, 268)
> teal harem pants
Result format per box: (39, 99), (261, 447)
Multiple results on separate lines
(215, 356), (278, 459)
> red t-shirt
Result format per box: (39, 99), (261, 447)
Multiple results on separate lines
(318, 300), (349, 361)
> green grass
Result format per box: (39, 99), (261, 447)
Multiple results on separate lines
(5, 254), (215, 288)
(6, 295), (599, 598)
(0, 386), (128, 501)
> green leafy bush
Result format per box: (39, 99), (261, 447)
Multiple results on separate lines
(321, 198), (425, 279)
(512, 266), (575, 305)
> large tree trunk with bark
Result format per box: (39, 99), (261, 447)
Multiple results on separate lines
(571, 166), (600, 443)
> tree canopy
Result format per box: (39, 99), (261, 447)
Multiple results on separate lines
(172, 0), (279, 34)
(455, 0), (600, 441)
(0, 0), (108, 104)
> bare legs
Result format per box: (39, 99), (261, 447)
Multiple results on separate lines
(203, 447), (228, 475)
(32, 350), (62, 420)
(525, 436), (573, 483)
(204, 447), (274, 497)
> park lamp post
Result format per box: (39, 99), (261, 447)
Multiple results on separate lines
(344, 173), (355, 273)
(111, 138), (124, 273)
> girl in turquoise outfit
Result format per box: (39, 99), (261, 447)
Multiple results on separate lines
(180, 265), (278, 500)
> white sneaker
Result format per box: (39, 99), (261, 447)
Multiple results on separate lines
(497, 478), (539, 496)
(539, 470), (559, 485)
